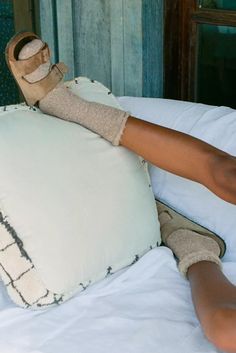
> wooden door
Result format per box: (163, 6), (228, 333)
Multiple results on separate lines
(164, 0), (236, 108)
(13, 0), (40, 34)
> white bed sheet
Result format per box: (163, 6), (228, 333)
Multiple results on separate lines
(0, 97), (236, 353)
(0, 247), (236, 353)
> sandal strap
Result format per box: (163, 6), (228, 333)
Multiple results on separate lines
(22, 62), (68, 105)
(156, 200), (226, 258)
(13, 43), (50, 76)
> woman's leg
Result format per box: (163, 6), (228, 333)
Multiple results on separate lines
(156, 201), (234, 353)
(121, 116), (236, 205)
(13, 34), (236, 205)
(188, 262), (236, 353)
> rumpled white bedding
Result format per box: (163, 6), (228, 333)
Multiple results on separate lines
(0, 97), (236, 353)
(0, 247), (236, 353)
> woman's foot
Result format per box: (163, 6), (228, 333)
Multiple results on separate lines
(5, 32), (67, 106)
(156, 200), (226, 277)
(6, 31), (130, 145)
(18, 38), (52, 83)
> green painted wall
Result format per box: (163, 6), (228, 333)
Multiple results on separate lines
(0, 0), (19, 106)
(39, 0), (163, 98)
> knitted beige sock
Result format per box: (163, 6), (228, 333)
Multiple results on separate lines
(157, 201), (222, 278)
(39, 87), (129, 145)
(19, 39), (129, 145)
(166, 229), (221, 277)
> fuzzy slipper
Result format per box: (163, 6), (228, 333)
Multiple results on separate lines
(5, 31), (68, 106)
(156, 200), (226, 276)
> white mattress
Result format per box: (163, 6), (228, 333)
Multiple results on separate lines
(0, 97), (236, 353)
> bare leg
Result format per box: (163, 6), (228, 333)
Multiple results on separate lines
(121, 119), (236, 352)
(121, 116), (236, 205)
(188, 262), (236, 353)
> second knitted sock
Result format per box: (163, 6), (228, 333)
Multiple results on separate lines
(156, 201), (223, 278)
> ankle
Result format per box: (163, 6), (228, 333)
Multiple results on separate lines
(209, 151), (236, 205)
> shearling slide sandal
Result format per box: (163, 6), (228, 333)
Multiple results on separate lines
(156, 200), (226, 277)
(5, 31), (68, 106)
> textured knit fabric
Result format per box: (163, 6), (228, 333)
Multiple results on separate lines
(157, 201), (222, 277)
(18, 38), (130, 145)
(166, 229), (221, 277)
(39, 86), (129, 146)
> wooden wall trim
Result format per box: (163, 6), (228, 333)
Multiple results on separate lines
(164, 0), (181, 99)
(13, 0), (35, 33)
(192, 9), (236, 25)
(164, 0), (197, 101)
(180, 0), (197, 101)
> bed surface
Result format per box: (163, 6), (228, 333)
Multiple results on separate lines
(0, 97), (236, 353)
(0, 247), (236, 353)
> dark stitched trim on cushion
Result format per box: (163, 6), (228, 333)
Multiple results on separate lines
(0, 210), (65, 308)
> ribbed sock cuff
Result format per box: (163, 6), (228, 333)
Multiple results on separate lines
(178, 250), (222, 278)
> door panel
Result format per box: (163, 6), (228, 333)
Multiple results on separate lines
(164, 0), (236, 108)
(197, 23), (236, 107)
(199, 0), (236, 11)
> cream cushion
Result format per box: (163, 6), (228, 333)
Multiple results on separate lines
(0, 78), (161, 309)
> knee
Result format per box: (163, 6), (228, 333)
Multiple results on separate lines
(208, 152), (236, 204)
(205, 307), (236, 353)
(213, 153), (236, 183)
